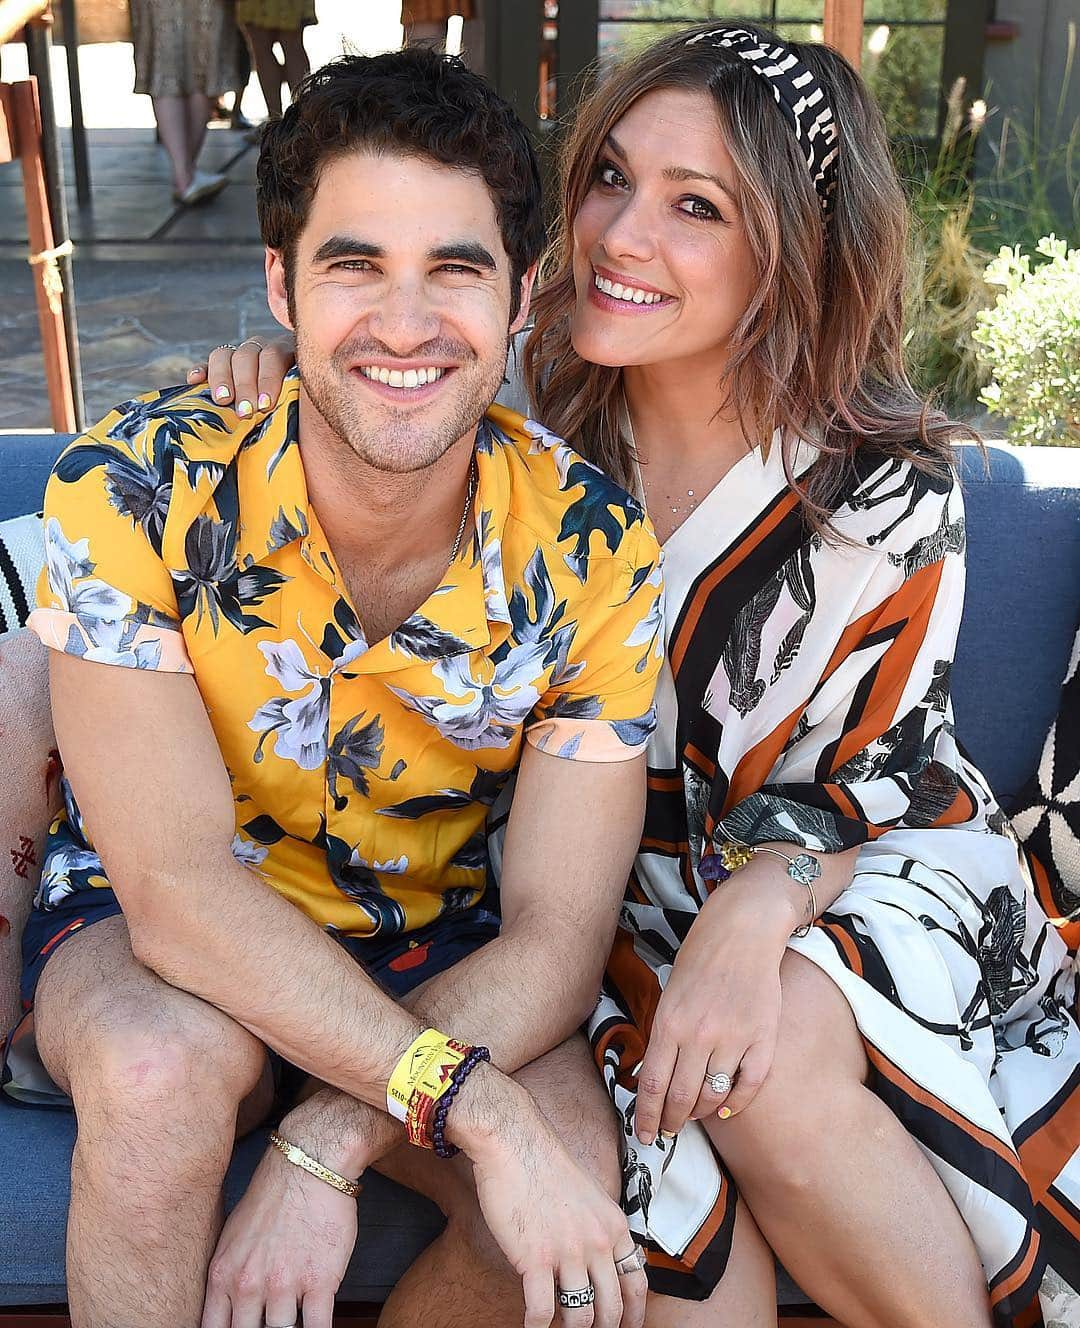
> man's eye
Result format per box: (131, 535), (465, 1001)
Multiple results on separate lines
(439, 264), (481, 276)
(676, 196), (722, 222)
(332, 259), (375, 271)
(596, 161), (628, 190)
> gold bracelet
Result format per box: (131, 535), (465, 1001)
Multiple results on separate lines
(709, 841), (821, 937)
(268, 1132), (361, 1197)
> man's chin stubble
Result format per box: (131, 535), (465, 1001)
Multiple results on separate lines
(297, 359), (505, 475)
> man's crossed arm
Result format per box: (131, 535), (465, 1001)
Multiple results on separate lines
(49, 651), (647, 1327)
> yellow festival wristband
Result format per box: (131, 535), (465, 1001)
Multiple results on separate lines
(387, 1028), (470, 1124)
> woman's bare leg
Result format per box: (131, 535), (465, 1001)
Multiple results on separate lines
(644, 1200), (777, 1327)
(152, 94), (195, 193)
(278, 31), (309, 104)
(243, 25), (285, 118)
(707, 951), (993, 1328)
(185, 92), (212, 173)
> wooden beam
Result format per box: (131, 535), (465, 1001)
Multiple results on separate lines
(1, 77), (77, 431)
(823, 0), (863, 71)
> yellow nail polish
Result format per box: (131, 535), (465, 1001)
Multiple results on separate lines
(237, 400), (253, 417)
(258, 393), (272, 410)
(718, 1106), (732, 1120)
(659, 1129), (676, 1141)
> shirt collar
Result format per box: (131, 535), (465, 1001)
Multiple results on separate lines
(234, 374), (516, 655)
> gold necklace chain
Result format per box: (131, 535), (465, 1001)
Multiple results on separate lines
(448, 454), (477, 564)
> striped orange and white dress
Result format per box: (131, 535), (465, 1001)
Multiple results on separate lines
(586, 438), (1079, 1324)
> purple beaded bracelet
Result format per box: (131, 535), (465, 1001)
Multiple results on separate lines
(432, 1045), (491, 1159)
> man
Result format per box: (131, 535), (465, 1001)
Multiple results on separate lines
(6, 48), (661, 1328)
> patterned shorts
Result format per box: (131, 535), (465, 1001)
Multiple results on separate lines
(2, 884), (500, 1110)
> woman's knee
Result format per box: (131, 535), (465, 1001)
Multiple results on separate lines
(709, 954), (868, 1163)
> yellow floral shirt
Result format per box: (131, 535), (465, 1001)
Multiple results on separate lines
(30, 375), (664, 937)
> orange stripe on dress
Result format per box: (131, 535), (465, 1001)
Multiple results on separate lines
(722, 701), (807, 814)
(1040, 1188), (1080, 1244)
(989, 1225), (1041, 1312)
(1027, 852), (1080, 952)
(604, 927), (664, 1042)
(864, 1043), (1024, 1174)
(640, 837), (691, 855)
(1017, 1077), (1080, 1205)
(670, 491), (801, 677)
(830, 560), (944, 771)
(823, 921), (864, 977)
(647, 773), (684, 792)
(681, 1171), (733, 1265)
(931, 782), (976, 829)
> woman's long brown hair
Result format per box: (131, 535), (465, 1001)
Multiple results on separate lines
(524, 23), (973, 532)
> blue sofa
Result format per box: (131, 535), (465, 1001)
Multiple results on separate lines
(1, 433), (1078, 1312)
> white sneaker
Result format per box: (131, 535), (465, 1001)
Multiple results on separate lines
(175, 170), (228, 206)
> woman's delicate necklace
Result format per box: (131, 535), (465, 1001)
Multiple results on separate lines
(623, 407), (699, 517)
(448, 455), (477, 564)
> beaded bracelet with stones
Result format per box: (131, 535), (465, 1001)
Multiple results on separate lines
(432, 1046), (492, 1159)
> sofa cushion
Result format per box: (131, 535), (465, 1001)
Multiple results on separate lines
(953, 444), (1080, 805)
(0, 1105), (446, 1306)
(1011, 623), (1080, 952)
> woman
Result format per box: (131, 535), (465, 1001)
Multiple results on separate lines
(130, 0), (236, 204)
(236, 0), (314, 121)
(189, 24), (1078, 1325)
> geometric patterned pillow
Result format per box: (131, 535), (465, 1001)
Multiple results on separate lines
(1011, 620), (1080, 955)
(0, 512), (44, 638)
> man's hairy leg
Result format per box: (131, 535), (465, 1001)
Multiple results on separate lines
(33, 915), (274, 1328)
(374, 1034), (625, 1328)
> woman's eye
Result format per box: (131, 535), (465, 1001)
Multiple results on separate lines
(677, 196), (722, 222)
(596, 161), (628, 190)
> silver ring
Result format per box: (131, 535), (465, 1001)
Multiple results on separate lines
(239, 337), (266, 351)
(615, 1245), (647, 1277)
(704, 1069), (734, 1095)
(557, 1285), (595, 1309)
(213, 343), (237, 352)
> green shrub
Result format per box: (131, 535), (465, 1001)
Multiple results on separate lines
(973, 235), (1080, 445)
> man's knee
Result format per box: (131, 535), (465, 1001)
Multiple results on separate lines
(39, 964), (266, 1122)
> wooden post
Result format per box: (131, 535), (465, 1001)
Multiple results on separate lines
(0, 79), (77, 432)
(823, 0), (864, 70)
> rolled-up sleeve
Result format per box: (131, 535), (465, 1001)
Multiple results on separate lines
(29, 426), (192, 673)
(525, 525), (665, 762)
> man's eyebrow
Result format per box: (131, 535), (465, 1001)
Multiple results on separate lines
(312, 236), (383, 264)
(605, 133), (736, 202)
(429, 241), (498, 271)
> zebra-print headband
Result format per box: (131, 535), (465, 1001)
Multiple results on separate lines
(685, 27), (840, 215)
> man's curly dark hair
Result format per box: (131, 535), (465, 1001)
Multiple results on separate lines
(257, 46), (546, 321)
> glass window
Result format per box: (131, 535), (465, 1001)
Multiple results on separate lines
(596, 0), (949, 141)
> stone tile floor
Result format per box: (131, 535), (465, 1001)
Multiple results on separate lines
(1, 126), (280, 431)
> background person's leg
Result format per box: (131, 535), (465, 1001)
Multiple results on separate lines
(278, 31), (310, 107)
(185, 91), (213, 177)
(243, 25), (285, 119)
(152, 93), (196, 194)
(33, 915), (274, 1328)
